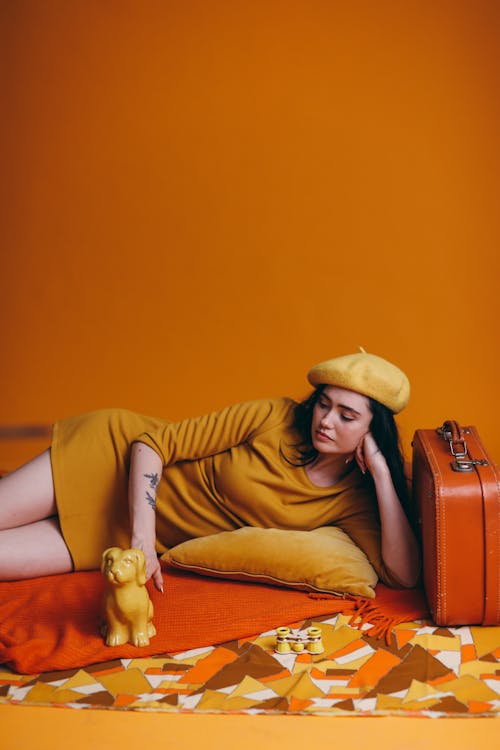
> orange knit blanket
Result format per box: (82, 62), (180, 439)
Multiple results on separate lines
(0, 565), (428, 673)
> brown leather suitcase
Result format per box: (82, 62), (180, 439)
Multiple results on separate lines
(412, 420), (500, 626)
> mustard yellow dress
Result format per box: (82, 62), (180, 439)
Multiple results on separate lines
(50, 398), (401, 586)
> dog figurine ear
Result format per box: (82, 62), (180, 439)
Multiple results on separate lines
(101, 547), (119, 574)
(132, 548), (147, 586)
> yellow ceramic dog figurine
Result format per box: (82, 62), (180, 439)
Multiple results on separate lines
(101, 547), (157, 647)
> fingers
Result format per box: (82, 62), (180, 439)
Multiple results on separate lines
(355, 440), (366, 474)
(152, 564), (164, 593)
(144, 553), (164, 593)
(358, 432), (386, 476)
(355, 432), (378, 475)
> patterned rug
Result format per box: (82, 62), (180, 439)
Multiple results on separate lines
(2, 612), (500, 716)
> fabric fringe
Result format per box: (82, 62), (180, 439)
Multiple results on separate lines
(308, 593), (399, 643)
(308, 587), (428, 644)
(348, 598), (401, 645)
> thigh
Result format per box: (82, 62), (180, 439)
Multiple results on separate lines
(0, 449), (56, 529)
(0, 517), (73, 580)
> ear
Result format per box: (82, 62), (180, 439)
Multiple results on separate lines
(132, 549), (147, 585)
(101, 547), (119, 573)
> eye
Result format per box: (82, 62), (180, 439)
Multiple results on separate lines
(318, 399), (329, 409)
(340, 414), (355, 422)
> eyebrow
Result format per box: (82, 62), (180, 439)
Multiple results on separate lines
(319, 393), (362, 416)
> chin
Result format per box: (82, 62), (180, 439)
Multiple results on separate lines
(313, 440), (338, 455)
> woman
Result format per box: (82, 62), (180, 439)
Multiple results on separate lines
(0, 350), (420, 591)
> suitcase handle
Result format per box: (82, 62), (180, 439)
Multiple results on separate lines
(439, 420), (468, 458)
(438, 420), (490, 472)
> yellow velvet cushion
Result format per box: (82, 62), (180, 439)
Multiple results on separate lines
(162, 526), (378, 598)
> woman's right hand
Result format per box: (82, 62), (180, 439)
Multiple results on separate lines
(131, 536), (164, 593)
(143, 547), (164, 593)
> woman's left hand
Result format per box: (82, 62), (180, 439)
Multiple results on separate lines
(355, 432), (387, 476)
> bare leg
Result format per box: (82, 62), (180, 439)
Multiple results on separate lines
(0, 449), (56, 529)
(0, 517), (73, 579)
(0, 449), (74, 579)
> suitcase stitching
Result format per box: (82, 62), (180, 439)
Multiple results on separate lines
(469, 428), (500, 624)
(420, 430), (446, 623)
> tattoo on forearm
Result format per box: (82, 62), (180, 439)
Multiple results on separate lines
(146, 491), (157, 511)
(144, 472), (159, 489)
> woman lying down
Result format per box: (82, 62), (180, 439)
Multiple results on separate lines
(0, 350), (420, 592)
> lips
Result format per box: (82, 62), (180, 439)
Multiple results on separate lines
(316, 430), (333, 442)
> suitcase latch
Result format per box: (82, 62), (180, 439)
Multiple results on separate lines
(451, 458), (489, 472)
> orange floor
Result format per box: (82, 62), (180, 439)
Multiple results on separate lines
(2, 705), (498, 749)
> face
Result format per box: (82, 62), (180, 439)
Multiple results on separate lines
(311, 385), (372, 458)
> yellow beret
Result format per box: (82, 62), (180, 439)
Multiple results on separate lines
(307, 350), (410, 413)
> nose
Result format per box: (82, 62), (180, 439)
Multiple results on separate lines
(320, 411), (334, 430)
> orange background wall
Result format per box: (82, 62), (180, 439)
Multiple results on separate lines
(1, 0), (499, 469)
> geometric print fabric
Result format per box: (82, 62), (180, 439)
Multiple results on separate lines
(2, 614), (500, 717)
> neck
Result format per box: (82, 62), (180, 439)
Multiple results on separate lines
(305, 453), (355, 488)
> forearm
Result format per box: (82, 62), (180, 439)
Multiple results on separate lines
(128, 441), (163, 551)
(372, 464), (420, 587)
